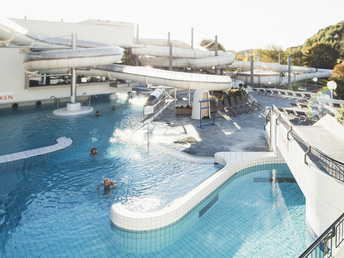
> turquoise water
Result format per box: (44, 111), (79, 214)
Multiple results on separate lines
(0, 95), (310, 257)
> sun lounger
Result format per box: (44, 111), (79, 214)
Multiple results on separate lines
(276, 91), (287, 98)
(243, 95), (261, 110)
(304, 93), (312, 99)
(236, 95), (253, 113)
(290, 102), (299, 108)
(224, 97), (240, 116)
(229, 97), (246, 114)
(258, 89), (266, 95)
(252, 88), (259, 94)
(218, 98), (236, 117)
(333, 103), (341, 109)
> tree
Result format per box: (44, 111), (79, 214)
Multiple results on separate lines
(303, 42), (338, 69)
(256, 45), (286, 64)
(200, 39), (226, 52)
(303, 21), (344, 59)
(285, 46), (304, 66)
(330, 61), (344, 99)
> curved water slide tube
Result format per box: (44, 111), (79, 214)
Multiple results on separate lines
(226, 60), (332, 86)
(230, 70), (333, 86)
(0, 18), (232, 91)
(228, 60), (332, 74)
(132, 44), (236, 69)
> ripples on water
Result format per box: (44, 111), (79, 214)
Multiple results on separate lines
(0, 97), (222, 255)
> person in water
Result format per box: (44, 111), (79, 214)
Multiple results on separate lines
(97, 178), (116, 192)
(95, 110), (101, 116)
(90, 147), (98, 156)
(111, 105), (116, 110)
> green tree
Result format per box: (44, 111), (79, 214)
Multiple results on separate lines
(303, 42), (338, 69)
(256, 45), (286, 64)
(303, 21), (344, 59)
(285, 46), (304, 66)
(200, 39), (226, 52)
(330, 61), (344, 99)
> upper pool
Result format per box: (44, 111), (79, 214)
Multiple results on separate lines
(0, 94), (311, 257)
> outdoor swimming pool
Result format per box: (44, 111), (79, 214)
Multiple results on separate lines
(0, 95), (311, 257)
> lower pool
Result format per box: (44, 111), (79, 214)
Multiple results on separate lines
(0, 95), (311, 257)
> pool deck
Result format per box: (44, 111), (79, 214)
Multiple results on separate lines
(146, 91), (344, 165)
(148, 93), (293, 156)
(295, 125), (344, 163)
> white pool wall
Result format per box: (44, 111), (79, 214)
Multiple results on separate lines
(111, 145), (284, 231)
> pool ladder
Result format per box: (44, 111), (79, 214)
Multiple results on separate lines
(50, 95), (60, 109)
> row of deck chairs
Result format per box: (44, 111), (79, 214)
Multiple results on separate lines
(277, 107), (314, 124)
(252, 88), (314, 100)
(218, 95), (261, 117)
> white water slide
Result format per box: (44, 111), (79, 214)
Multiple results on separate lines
(0, 17), (333, 89)
(0, 18), (232, 91)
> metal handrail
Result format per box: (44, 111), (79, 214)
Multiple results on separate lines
(299, 212), (344, 257)
(199, 99), (216, 129)
(264, 108), (271, 130)
(270, 105), (344, 183)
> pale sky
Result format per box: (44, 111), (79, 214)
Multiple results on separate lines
(1, 0), (344, 51)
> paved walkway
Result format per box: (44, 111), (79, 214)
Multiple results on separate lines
(148, 92), (292, 156)
(295, 126), (344, 163)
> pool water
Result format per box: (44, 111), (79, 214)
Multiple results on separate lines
(0, 95), (311, 257)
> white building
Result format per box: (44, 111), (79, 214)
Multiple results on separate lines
(0, 18), (134, 108)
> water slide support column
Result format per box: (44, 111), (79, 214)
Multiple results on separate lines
(215, 35), (218, 75)
(70, 33), (77, 104)
(169, 43), (172, 71)
(174, 88), (177, 109)
(191, 27), (194, 49)
(250, 55), (254, 87)
(168, 32), (172, 71)
(288, 55), (291, 89)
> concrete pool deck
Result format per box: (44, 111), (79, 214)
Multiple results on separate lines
(146, 93), (294, 156)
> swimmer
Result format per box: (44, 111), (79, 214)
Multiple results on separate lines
(90, 147), (98, 156)
(95, 110), (101, 116)
(97, 178), (117, 192)
(111, 105), (116, 110)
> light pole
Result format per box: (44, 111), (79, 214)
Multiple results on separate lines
(327, 81), (337, 99)
(313, 77), (318, 89)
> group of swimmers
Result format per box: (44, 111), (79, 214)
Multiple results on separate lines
(90, 146), (117, 193)
(95, 105), (116, 116)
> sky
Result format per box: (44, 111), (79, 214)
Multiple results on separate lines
(1, 0), (344, 51)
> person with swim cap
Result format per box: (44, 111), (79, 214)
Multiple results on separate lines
(97, 178), (116, 192)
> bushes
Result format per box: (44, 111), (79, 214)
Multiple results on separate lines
(336, 107), (344, 125)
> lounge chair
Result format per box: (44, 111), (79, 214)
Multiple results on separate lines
(236, 95), (254, 112)
(224, 97), (241, 116)
(290, 102), (299, 108)
(258, 89), (266, 95)
(218, 98), (236, 117)
(278, 91), (287, 98)
(235, 96), (254, 113)
(242, 95), (261, 110)
(294, 110), (311, 123)
(304, 93), (312, 99)
(229, 96), (246, 114)
(284, 108), (297, 117)
(286, 92), (294, 97)
(333, 103), (341, 109)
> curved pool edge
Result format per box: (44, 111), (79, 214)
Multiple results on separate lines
(111, 151), (285, 231)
